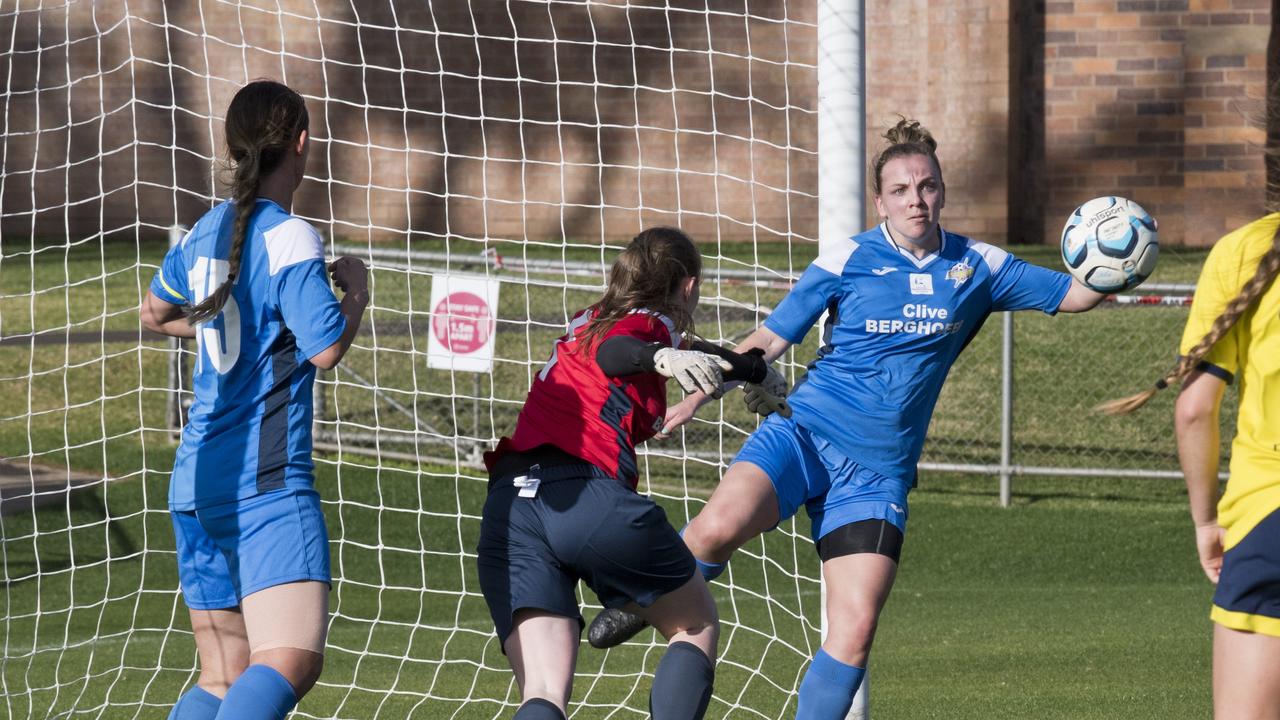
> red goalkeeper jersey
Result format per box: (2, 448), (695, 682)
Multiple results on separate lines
(484, 308), (677, 488)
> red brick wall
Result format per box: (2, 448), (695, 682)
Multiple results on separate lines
(0, 1), (819, 248)
(1041, 0), (1270, 247)
(866, 1), (1014, 245)
(0, 2), (1269, 249)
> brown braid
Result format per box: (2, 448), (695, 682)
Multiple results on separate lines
(1097, 222), (1280, 414)
(576, 227), (702, 352)
(186, 80), (309, 324)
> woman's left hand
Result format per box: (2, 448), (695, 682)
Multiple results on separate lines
(329, 256), (369, 295)
(1194, 522), (1225, 584)
(654, 394), (702, 440)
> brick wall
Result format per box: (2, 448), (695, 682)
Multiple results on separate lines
(0, 1), (819, 248)
(0, 2), (1269, 249)
(866, 1), (1014, 245)
(1040, 0), (1270, 247)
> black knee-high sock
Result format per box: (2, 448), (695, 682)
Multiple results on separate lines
(513, 698), (565, 720)
(649, 641), (715, 720)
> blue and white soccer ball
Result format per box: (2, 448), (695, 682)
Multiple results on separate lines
(1060, 196), (1158, 293)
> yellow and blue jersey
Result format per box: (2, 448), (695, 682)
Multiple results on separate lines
(150, 199), (346, 510)
(1180, 213), (1280, 549)
(765, 224), (1071, 483)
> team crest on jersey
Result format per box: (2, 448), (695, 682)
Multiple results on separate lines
(945, 259), (974, 288)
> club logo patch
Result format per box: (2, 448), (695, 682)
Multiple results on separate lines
(946, 259), (974, 288)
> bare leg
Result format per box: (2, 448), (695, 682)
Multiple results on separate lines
(794, 553), (896, 719)
(188, 608), (250, 697)
(820, 553), (897, 667)
(630, 575), (719, 719)
(1213, 623), (1280, 720)
(630, 574), (719, 660)
(504, 609), (580, 713)
(588, 460), (779, 652)
(682, 461), (780, 564)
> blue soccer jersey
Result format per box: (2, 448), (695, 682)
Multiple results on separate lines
(764, 224), (1071, 482)
(150, 199), (346, 510)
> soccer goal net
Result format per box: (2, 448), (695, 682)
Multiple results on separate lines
(0, 2), (828, 718)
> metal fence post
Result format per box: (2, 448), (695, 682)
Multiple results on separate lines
(313, 369), (327, 441)
(999, 311), (1014, 507)
(166, 225), (186, 440)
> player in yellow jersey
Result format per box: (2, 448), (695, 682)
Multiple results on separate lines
(1102, 212), (1280, 718)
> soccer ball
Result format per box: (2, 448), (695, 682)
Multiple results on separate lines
(1060, 196), (1158, 293)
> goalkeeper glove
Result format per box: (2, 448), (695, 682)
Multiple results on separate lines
(653, 347), (733, 397)
(744, 365), (791, 418)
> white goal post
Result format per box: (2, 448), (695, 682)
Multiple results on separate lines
(816, 4), (870, 718)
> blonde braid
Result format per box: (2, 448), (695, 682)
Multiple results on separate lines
(1097, 224), (1280, 414)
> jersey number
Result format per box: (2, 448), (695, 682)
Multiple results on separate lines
(188, 256), (241, 374)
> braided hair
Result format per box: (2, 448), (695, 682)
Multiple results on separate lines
(1097, 227), (1280, 414)
(185, 80), (309, 324)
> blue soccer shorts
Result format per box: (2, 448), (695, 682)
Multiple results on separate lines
(1212, 506), (1280, 637)
(732, 413), (912, 543)
(475, 465), (695, 646)
(171, 488), (331, 610)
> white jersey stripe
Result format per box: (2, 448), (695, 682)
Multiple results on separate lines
(263, 216), (325, 276)
(965, 238), (1010, 274)
(813, 236), (860, 276)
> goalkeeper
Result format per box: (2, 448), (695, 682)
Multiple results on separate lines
(475, 227), (773, 720)
(589, 118), (1106, 719)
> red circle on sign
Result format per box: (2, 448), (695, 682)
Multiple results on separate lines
(432, 291), (493, 354)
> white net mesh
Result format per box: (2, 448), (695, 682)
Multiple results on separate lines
(0, 2), (1219, 717)
(0, 2), (823, 717)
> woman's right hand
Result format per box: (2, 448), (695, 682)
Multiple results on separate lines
(1194, 522), (1225, 584)
(655, 394), (704, 439)
(329, 256), (369, 295)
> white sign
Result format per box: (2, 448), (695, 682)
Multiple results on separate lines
(426, 274), (501, 373)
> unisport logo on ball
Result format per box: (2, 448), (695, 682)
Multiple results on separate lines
(1060, 196), (1159, 293)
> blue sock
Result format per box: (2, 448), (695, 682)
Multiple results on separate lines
(649, 641), (714, 720)
(693, 556), (726, 582)
(168, 686), (221, 720)
(213, 665), (298, 720)
(796, 648), (865, 720)
(679, 526), (727, 582)
(514, 698), (565, 719)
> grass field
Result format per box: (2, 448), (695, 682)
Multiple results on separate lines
(0, 236), (1219, 718)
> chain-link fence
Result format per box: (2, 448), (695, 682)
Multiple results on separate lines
(163, 241), (1229, 504)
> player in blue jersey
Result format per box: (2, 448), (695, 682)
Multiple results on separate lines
(589, 118), (1113, 718)
(139, 80), (369, 720)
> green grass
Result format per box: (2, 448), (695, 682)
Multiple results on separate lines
(0, 466), (1212, 718)
(0, 236), (1219, 718)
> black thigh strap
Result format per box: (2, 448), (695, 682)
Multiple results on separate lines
(816, 519), (904, 563)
